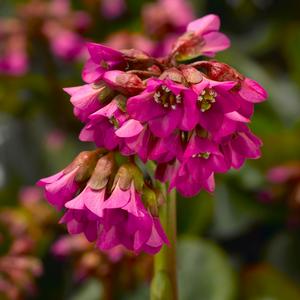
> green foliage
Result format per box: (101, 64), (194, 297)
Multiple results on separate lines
(178, 238), (237, 300)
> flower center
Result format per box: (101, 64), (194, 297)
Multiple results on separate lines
(153, 85), (182, 110)
(192, 152), (211, 159)
(197, 88), (217, 112)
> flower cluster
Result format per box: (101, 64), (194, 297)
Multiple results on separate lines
(38, 150), (168, 254)
(39, 14), (267, 254)
(64, 14), (266, 197)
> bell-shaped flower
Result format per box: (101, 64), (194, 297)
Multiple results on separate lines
(97, 164), (168, 254)
(37, 149), (103, 209)
(63, 83), (113, 122)
(82, 43), (125, 83)
(221, 125), (262, 169)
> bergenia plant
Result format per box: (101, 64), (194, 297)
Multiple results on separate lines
(38, 14), (267, 299)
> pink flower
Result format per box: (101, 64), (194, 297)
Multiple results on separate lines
(192, 77), (240, 133)
(169, 135), (227, 196)
(63, 83), (107, 122)
(127, 78), (197, 138)
(80, 99), (143, 150)
(37, 150), (102, 209)
(59, 160), (168, 255)
(98, 182), (168, 254)
(37, 169), (79, 210)
(172, 14), (230, 60)
(82, 43), (125, 83)
(221, 125), (262, 169)
(60, 209), (100, 242)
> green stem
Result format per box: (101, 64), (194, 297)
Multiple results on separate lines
(150, 185), (177, 300)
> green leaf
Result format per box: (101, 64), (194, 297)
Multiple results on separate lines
(178, 238), (237, 300)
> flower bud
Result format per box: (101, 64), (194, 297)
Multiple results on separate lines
(159, 67), (184, 83)
(112, 163), (144, 193)
(180, 65), (203, 84)
(64, 148), (106, 183)
(96, 83), (115, 103)
(142, 186), (159, 217)
(88, 152), (116, 190)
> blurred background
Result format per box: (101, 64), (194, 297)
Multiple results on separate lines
(1, 0), (300, 299)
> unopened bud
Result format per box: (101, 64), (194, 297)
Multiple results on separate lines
(64, 149), (106, 183)
(113, 163), (144, 193)
(142, 186), (159, 217)
(115, 73), (145, 95)
(160, 67), (184, 83)
(98, 84), (115, 103)
(88, 153), (116, 190)
(180, 66), (203, 84)
(193, 61), (244, 87)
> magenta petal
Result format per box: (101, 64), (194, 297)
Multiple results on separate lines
(202, 174), (215, 192)
(65, 187), (87, 210)
(64, 84), (99, 109)
(44, 168), (79, 209)
(149, 108), (182, 138)
(37, 170), (64, 186)
(150, 218), (169, 246)
(229, 146), (245, 169)
(82, 59), (104, 83)
(89, 100), (118, 120)
(171, 172), (201, 197)
(97, 226), (120, 250)
(84, 188), (106, 217)
(239, 78), (268, 103)
(187, 14), (220, 34)
(180, 90), (198, 131)
(115, 119), (144, 138)
(231, 131), (261, 158)
(121, 186), (146, 217)
(127, 92), (165, 122)
(86, 42), (123, 64)
(201, 32), (230, 55)
(130, 215), (152, 252)
(84, 221), (98, 242)
(184, 135), (218, 158)
(225, 111), (250, 123)
(104, 184), (131, 209)
(198, 102), (224, 132)
(210, 154), (228, 173)
(79, 123), (96, 142)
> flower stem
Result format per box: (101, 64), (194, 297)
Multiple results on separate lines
(150, 186), (177, 300)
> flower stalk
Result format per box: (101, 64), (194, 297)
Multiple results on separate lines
(151, 186), (177, 300)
